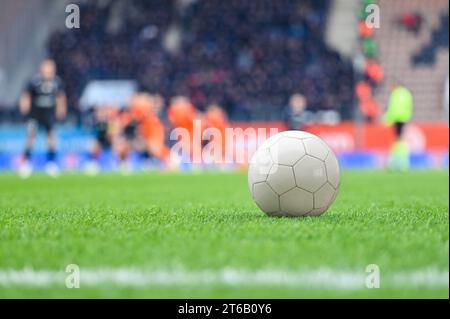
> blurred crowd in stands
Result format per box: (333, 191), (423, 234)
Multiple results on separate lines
(45, 0), (354, 123)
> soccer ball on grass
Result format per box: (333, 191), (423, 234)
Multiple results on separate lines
(248, 131), (340, 217)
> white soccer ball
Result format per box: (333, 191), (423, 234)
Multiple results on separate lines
(248, 130), (340, 217)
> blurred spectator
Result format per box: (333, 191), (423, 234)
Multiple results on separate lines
(358, 20), (375, 38)
(355, 81), (381, 123)
(362, 38), (377, 58)
(398, 12), (423, 34)
(365, 59), (384, 84)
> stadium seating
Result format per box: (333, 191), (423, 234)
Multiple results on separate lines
(374, 0), (449, 121)
(47, 0), (354, 120)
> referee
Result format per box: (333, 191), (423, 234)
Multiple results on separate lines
(383, 80), (413, 170)
(18, 59), (67, 177)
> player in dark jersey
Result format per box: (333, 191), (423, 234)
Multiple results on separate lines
(18, 59), (67, 177)
(84, 106), (117, 175)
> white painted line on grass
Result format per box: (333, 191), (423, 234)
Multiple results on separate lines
(0, 268), (447, 289)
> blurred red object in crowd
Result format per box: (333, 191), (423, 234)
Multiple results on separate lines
(365, 60), (384, 83)
(358, 20), (375, 38)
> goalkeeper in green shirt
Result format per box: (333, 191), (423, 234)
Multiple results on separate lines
(383, 81), (413, 170)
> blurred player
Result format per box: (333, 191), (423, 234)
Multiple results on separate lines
(151, 93), (165, 118)
(383, 81), (413, 170)
(284, 93), (314, 130)
(203, 103), (230, 165)
(167, 96), (201, 166)
(112, 93), (170, 173)
(130, 93), (170, 168)
(112, 106), (135, 174)
(18, 59), (67, 178)
(84, 106), (118, 175)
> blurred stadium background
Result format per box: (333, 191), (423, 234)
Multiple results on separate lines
(0, 0), (448, 172)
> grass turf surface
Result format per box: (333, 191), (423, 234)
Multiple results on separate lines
(0, 170), (448, 298)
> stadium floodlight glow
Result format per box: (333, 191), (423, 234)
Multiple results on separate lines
(248, 131), (340, 217)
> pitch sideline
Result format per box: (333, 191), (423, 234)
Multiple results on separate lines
(0, 267), (447, 289)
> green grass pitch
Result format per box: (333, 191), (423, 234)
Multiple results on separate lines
(0, 170), (448, 298)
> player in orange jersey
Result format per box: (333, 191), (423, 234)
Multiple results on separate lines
(126, 93), (171, 169)
(166, 96), (202, 165)
(202, 103), (230, 165)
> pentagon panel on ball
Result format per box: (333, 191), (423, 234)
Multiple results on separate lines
(248, 130), (340, 217)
